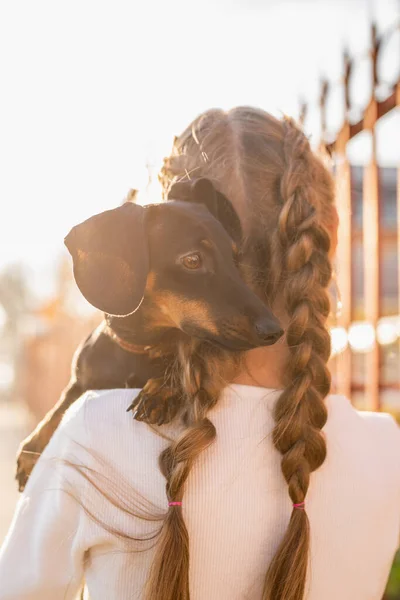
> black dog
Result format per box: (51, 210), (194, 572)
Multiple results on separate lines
(16, 179), (283, 491)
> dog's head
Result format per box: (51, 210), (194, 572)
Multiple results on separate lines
(65, 179), (283, 351)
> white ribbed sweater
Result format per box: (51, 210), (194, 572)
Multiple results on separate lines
(1, 385), (400, 600)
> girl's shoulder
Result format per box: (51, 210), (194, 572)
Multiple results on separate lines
(58, 388), (174, 469)
(63, 388), (141, 426)
(324, 393), (400, 470)
(326, 393), (400, 433)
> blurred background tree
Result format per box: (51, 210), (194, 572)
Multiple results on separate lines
(0, 264), (32, 402)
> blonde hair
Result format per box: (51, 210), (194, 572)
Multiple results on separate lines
(142, 107), (336, 600)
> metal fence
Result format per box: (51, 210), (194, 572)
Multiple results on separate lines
(300, 22), (400, 413)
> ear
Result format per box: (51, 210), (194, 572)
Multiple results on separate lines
(168, 178), (242, 244)
(64, 203), (149, 316)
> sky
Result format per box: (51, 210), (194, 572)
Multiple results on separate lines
(0, 0), (399, 302)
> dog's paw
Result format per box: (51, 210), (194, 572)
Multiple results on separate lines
(127, 391), (165, 425)
(127, 389), (181, 426)
(15, 436), (42, 492)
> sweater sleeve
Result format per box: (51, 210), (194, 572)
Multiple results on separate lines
(385, 414), (400, 549)
(0, 393), (94, 600)
(388, 414), (400, 549)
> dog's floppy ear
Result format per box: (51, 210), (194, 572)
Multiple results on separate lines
(64, 203), (149, 316)
(168, 178), (242, 244)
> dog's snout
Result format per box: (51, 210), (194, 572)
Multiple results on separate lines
(254, 316), (284, 344)
(266, 329), (285, 344)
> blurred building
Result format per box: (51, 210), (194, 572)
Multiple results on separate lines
(318, 23), (400, 416)
(329, 165), (399, 414)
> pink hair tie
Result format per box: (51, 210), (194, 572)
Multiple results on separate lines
(293, 502), (305, 509)
(168, 501), (182, 507)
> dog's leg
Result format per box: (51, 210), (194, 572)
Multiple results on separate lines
(15, 380), (83, 492)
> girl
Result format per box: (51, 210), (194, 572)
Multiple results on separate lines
(1, 107), (399, 600)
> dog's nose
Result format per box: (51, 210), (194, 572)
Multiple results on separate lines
(254, 316), (284, 344)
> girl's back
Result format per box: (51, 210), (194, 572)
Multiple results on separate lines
(2, 386), (398, 599)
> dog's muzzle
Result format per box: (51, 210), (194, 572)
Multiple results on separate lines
(253, 316), (284, 345)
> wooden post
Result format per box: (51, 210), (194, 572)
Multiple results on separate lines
(318, 79), (329, 155)
(362, 120), (381, 411)
(362, 25), (381, 411)
(335, 124), (353, 399)
(333, 51), (353, 400)
(397, 83), (400, 399)
(298, 99), (307, 130)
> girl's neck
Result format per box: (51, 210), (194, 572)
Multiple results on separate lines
(232, 337), (289, 390)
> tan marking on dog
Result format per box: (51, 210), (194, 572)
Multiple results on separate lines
(145, 271), (157, 293)
(200, 239), (214, 250)
(141, 297), (176, 330)
(145, 291), (219, 335)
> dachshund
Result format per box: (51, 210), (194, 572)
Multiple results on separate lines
(15, 178), (283, 491)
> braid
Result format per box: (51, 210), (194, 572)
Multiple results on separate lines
(144, 340), (240, 600)
(263, 118), (332, 600)
(155, 108), (335, 599)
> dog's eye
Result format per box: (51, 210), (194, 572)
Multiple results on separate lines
(181, 253), (203, 270)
